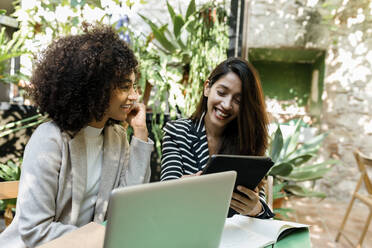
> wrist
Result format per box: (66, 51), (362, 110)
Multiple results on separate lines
(133, 126), (148, 142)
(247, 201), (263, 216)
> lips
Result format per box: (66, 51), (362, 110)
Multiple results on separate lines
(214, 107), (231, 120)
(120, 104), (133, 113)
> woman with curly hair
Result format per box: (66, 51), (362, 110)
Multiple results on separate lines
(0, 24), (153, 247)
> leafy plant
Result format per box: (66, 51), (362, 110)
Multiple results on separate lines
(0, 159), (21, 221)
(0, 27), (29, 87)
(268, 119), (338, 199)
(0, 159), (21, 181)
(139, 0), (228, 116)
(0, 113), (48, 138)
(136, 0), (229, 157)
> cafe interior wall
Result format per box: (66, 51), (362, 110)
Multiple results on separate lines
(245, 0), (372, 201)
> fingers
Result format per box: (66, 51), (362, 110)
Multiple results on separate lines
(231, 192), (257, 208)
(236, 186), (258, 199)
(230, 186), (260, 215)
(180, 171), (202, 179)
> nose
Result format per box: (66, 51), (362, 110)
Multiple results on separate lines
(128, 86), (138, 101)
(221, 97), (233, 110)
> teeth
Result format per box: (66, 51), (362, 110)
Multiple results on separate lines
(121, 105), (131, 109)
(216, 109), (229, 118)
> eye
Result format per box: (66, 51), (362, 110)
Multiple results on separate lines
(234, 97), (241, 105)
(217, 90), (226, 96)
(120, 85), (131, 91)
(119, 83), (133, 91)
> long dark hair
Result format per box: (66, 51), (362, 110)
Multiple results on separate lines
(191, 57), (268, 156)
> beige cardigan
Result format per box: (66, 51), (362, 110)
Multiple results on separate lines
(0, 121), (153, 248)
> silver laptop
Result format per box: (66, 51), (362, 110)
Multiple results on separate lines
(103, 171), (237, 248)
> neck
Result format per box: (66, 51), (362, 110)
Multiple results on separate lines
(204, 115), (224, 139)
(88, 117), (108, 129)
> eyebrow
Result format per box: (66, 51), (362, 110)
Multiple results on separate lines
(122, 78), (133, 84)
(217, 84), (241, 96)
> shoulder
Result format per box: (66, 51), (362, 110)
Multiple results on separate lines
(30, 121), (63, 143)
(163, 118), (193, 134)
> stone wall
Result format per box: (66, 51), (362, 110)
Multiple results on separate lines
(247, 0), (372, 200)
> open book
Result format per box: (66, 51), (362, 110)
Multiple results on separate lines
(219, 215), (309, 248)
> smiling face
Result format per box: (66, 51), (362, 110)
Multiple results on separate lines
(106, 72), (138, 122)
(89, 72), (138, 128)
(204, 72), (242, 133)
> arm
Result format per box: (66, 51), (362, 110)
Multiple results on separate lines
(121, 102), (153, 186)
(120, 135), (153, 186)
(160, 123), (184, 181)
(256, 186), (275, 219)
(17, 124), (77, 247)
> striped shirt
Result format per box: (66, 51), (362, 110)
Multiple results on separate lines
(160, 115), (274, 219)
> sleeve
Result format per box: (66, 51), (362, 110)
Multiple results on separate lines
(160, 122), (184, 181)
(120, 136), (153, 186)
(255, 187), (275, 219)
(17, 125), (77, 247)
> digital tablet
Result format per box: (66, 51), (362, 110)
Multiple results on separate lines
(202, 155), (275, 191)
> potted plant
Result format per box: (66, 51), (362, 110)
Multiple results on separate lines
(267, 119), (339, 218)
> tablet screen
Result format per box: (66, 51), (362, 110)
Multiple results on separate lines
(202, 155), (274, 191)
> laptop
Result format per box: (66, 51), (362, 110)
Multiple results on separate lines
(103, 171), (237, 248)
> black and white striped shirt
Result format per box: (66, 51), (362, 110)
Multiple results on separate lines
(160, 115), (274, 219)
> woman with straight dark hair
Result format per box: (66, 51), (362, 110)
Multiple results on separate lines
(160, 57), (274, 218)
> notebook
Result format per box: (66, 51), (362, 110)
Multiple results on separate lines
(103, 171), (237, 248)
(219, 215), (309, 248)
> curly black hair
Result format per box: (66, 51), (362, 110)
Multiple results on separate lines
(29, 23), (138, 132)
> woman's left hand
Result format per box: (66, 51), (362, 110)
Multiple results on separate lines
(230, 185), (263, 216)
(126, 102), (148, 141)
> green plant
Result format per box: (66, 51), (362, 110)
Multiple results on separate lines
(0, 26), (29, 87)
(139, 0), (228, 116)
(0, 159), (21, 181)
(136, 0), (229, 157)
(0, 159), (21, 215)
(0, 113), (48, 138)
(268, 119), (338, 200)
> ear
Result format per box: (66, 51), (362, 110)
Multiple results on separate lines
(203, 80), (210, 97)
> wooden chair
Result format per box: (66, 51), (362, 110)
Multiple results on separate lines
(0, 181), (19, 200)
(0, 180), (19, 227)
(335, 150), (372, 247)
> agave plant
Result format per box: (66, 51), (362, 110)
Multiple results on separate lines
(268, 119), (339, 199)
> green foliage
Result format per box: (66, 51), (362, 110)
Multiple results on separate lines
(136, 0), (229, 156)
(0, 114), (48, 138)
(268, 119), (339, 199)
(139, 0), (228, 115)
(0, 160), (21, 212)
(0, 160), (21, 181)
(0, 27), (29, 86)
